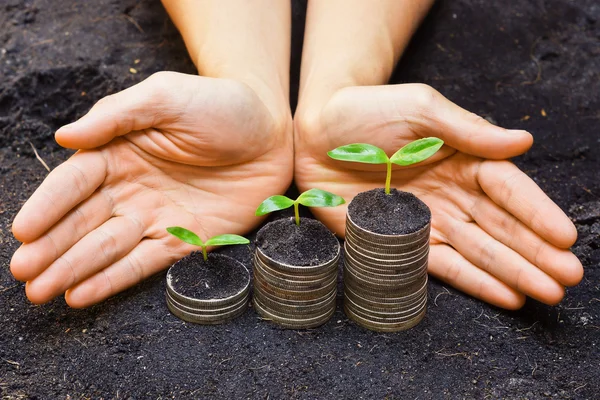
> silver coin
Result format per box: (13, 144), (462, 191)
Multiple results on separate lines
(343, 267), (427, 291)
(255, 284), (337, 307)
(344, 256), (428, 280)
(343, 286), (426, 311)
(344, 243), (429, 270)
(254, 275), (337, 300)
(253, 269), (337, 293)
(343, 275), (428, 301)
(343, 249), (428, 276)
(253, 291), (336, 317)
(346, 212), (431, 239)
(254, 268), (337, 291)
(255, 245), (340, 275)
(344, 292), (426, 318)
(166, 290), (249, 315)
(343, 276), (426, 299)
(167, 295), (249, 325)
(344, 303), (426, 332)
(166, 261), (251, 309)
(254, 297), (335, 329)
(253, 262), (336, 290)
(345, 226), (429, 249)
(344, 228), (429, 254)
(254, 255), (338, 281)
(343, 280), (425, 301)
(253, 288), (336, 315)
(343, 270), (426, 293)
(343, 285), (427, 308)
(344, 235), (430, 260)
(346, 214), (431, 245)
(345, 299), (426, 324)
(344, 257), (427, 283)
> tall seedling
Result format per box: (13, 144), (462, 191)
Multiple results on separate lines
(327, 137), (444, 194)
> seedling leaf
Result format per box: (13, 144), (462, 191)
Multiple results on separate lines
(205, 234), (250, 247)
(390, 137), (444, 166)
(166, 226), (204, 246)
(327, 143), (389, 164)
(255, 195), (295, 216)
(296, 188), (345, 208)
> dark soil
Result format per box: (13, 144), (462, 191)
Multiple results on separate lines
(168, 253), (249, 300)
(1, 1), (599, 399)
(256, 217), (338, 266)
(348, 188), (431, 235)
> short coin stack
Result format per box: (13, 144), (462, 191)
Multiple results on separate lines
(166, 266), (250, 325)
(343, 213), (429, 332)
(253, 246), (339, 329)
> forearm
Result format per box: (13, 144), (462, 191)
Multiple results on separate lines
(298, 0), (434, 111)
(162, 0), (291, 119)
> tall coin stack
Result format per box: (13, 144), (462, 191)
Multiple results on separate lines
(253, 246), (339, 329)
(343, 213), (429, 332)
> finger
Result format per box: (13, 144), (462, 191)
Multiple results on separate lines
(423, 84), (534, 159)
(65, 238), (176, 308)
(429, 244), (525, 310)
(11, 191), (114, 282)
(25, 216), (144, 305)
(55, 72), (183, 149)
(445, 219), (565, 305)
(478, 160), (578, 248)
(470, 194), (583, 286)
(352, 83), (533, 159)
(12, 151), (107, 243)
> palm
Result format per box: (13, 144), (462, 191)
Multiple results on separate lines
(295, 84), (582, 309)
(11, 73), (292, 307)
(95, 135), (288, 252)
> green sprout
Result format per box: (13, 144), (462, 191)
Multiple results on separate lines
(327, 137), (444, 195)
(166, 227), (249, 261)
(256, 188), (345, 226)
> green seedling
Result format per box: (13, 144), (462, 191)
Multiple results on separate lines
(166, 227), (249, 261)
(256, 188), (345, 226)
(327, 137), (444, 195)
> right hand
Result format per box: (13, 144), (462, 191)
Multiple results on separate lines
(294, 83), (582, 309)
(10, 71), (293, 308)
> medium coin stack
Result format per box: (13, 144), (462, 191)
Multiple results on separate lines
(166, 268), (250, 325)
(253, 246), (339, 329)
(343, 213), (430, 332)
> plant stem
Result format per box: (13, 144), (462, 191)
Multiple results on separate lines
(294, 202), (300, 226)
(385, 160), (392, 195)
(202, 246), (208, 262)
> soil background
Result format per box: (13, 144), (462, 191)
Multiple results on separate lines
(1, 0), (599, 398)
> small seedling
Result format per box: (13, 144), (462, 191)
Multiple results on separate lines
(327, 137), (444, 195)
(166, 227), (249, 261)
(256, 189), (345, 226)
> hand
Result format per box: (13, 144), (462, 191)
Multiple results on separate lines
(294, 83), (582, 309)
(11, 72), (293, 308)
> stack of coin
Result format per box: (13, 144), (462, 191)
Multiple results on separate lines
(253, 245), (339, 329)
(343, 213), (430, 332)
(166, 263), (250, 325)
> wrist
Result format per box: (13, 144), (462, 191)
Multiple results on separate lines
(295, 71), (363, 143)
(202, 64), (290, 128)
(297, 54), (394, 119)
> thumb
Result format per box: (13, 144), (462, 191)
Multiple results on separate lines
(421, 84), (534, 159)
(55, 72), (180, 149)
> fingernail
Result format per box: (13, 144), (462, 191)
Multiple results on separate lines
(506, 129), (530, 136)
(57, 122), (77, 133)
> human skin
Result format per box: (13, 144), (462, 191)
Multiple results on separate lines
(10, 1), (583, 310)
(10, 0), (293, 307)
(294, 0), (583, 309)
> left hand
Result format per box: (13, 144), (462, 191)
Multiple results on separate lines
(10, 72), (293, 307)
(294, 83), (583, 309)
